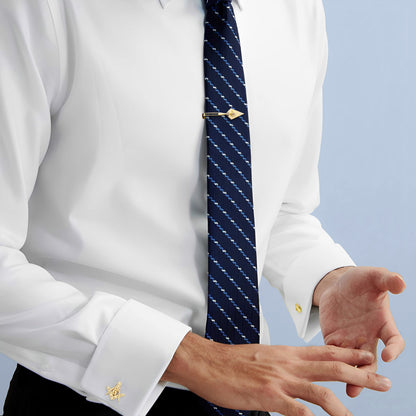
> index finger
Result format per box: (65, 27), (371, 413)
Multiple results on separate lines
(296, 345), (375, 366)
(380, 319), (405, 362)
(305, 361), (391, 392)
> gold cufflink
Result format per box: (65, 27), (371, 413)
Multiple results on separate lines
(106, 382), (125, 401)
(295, 304), (302, 313)
(202, 108), (244, 120)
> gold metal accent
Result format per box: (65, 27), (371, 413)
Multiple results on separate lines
(295, 304), (302, 313)
(106, 382), (125, 401)
(202, 108), (244, 120)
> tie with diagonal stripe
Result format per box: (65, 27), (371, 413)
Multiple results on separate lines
(203, 1), (260, 415)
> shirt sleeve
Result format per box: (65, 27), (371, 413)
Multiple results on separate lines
(0, 2), (190, 415)
(262, 1), (355, 343)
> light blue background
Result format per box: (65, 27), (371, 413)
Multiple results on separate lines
(1, 0), (415, 414)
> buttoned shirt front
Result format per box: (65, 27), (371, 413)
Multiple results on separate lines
(0, 0), (354, 415)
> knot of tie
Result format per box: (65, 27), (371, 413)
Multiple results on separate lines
(205, 0), (232, 9)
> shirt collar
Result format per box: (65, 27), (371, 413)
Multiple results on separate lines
(159, 0), (244, 11)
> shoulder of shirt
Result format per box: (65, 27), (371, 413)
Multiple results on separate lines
(0, 0), (49, 17)
(0, 0), (56, 34)
(0, 0), (62, 115)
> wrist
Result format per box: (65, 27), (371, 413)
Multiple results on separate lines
(313, 266), (355, 306)
(161, 332), (217, 387)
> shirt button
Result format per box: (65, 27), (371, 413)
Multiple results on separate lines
(295, 303), (302, 313)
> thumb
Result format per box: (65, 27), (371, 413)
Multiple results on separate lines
(370, 269), (406, 294)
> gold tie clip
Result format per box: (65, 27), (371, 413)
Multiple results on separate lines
(202, 108), (244, 120)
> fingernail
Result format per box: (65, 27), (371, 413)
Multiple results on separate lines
(396, 274), (406, 286)
(380, 378), (391, 389)
(387, 354), (397, 363)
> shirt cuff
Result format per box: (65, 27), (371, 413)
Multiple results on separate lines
(80, 299), (191, 416)
(283, 243), (355, 342)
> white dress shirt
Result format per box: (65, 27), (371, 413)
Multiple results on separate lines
(0, 0), (355, 414)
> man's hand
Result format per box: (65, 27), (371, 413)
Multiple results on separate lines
(315, 266), (406, 398)
(162, 332), (391, 416)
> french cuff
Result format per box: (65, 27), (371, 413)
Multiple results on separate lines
(80, 299), (191, 416)
(283, 243), (355, 343)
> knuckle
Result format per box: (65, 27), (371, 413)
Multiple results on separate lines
(305, 382), (315, 396)
(260, 380), (277, 399)
(261, 376), (287, 401)
(295, 407), (311, 416)
(326, 345), (339, 360)
(287, 403), (310, 416)
(323, 344), (334, 352)
(367, 268), (381, 279)
(366, 371), (376, 385)
(329, 361), (343, 378)
(355, 350), (371, 364)
(283, 378), (300, 397)
(326, 344), (338, 352)
(371, 267), (389, 279)
(317, 386), (333, 404)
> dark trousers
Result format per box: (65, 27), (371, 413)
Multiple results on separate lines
(3, 365), (270, 416)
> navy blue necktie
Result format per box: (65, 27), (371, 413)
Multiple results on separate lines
(203, 1), (260, 414)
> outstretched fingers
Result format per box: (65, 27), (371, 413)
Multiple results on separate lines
(303, 361), (391, 392)
(294, 381), (352, 416)
(280, 396), (314, 416)
(295, 345), (374, 367)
